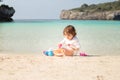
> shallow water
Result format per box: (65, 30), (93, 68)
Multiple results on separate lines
(0, 20), (120, 55)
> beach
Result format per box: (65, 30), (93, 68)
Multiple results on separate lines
(0, 20), (120, 80)
(0, 53), (120, 80)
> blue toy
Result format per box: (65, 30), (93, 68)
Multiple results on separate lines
(48, 50), (54, 56)
(43, 50), (54, 56)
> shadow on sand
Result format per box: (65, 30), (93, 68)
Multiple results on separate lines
(74, 55), (102, 57)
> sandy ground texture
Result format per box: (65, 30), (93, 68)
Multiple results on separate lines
(0, 53), (120, 80)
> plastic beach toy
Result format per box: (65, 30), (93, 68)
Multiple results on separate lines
(43, 50), (54, 56)
(43, 51), (48, 56)
(80, 52), (88, 56)
(58, 44), (62, 48)
(48, 50), (54, 56)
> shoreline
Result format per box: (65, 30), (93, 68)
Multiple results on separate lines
(0, 53), (120, 80)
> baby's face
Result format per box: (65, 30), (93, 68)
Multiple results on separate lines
(64, 34), (73, 40)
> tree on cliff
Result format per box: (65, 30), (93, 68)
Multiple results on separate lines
(71, 1), (120, 12)
(81, 4), (88, 8)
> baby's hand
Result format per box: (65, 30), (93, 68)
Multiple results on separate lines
(58, 44), (62, 48)
(68, 44), (77, 50)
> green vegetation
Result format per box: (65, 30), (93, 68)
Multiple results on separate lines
(70, 1), (120, 12)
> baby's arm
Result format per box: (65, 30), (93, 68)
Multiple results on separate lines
(68, 44), (79, 51)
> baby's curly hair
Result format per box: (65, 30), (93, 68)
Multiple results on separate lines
(63, 25), (76, 37)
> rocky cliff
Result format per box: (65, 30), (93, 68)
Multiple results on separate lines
(60, 10), (120, 20)
(0, 4), (15, 22)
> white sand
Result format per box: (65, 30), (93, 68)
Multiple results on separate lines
(0, 53), (120, 80)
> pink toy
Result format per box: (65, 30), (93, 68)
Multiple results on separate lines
(80, 52), (88, 56)
(58, 44), (62, 48)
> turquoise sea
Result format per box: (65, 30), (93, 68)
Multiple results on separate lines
(0, 20), (120, 55)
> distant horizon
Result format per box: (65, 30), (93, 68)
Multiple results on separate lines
(0, 0), (115, 19)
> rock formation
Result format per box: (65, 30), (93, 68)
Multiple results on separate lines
(0, 4), (15, 22)
(60, 10), (120, 20)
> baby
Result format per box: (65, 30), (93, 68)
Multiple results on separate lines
(54, 25), (80, 56)
(43, 25), (81, 56)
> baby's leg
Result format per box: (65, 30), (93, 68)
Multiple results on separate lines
(64, 49), (74, 56)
